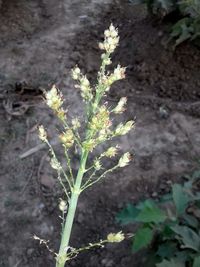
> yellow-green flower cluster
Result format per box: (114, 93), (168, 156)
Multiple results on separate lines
(107, 231), (125, 243)
(71, 67), (93, 102)
(45, 85), (66, 121)
(118, 152), (132, 167)
(82, 139), (96, 152)
(89, 105), (111, 132)
(59, 130), (74, 149)
(102, 146), (119, 158)
(99, 24), (119, 54)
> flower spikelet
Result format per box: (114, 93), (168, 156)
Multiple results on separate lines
(89, 106), (111, 132)
(103, 146), (119, 158)
(118, 152), (132, 167)
(115, 120), (134, 136)
(113, 97), (127, 114)
(71, 66), (81, 80)
(38, 125), (47, 142)
(45, 85), (64, 111)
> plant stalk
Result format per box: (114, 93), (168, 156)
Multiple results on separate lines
(56, 149), (88, 267)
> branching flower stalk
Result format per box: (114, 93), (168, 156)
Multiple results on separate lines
(38, 24), (134, 267)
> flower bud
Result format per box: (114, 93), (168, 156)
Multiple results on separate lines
(107, 231), (125, 243)
(59, 199), (67, 212)
(38, 125), (47, 142)
(118, 152), (132, 167)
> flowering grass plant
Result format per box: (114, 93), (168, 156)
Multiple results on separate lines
(38, 24), (134, 267)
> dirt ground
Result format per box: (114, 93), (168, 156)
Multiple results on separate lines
(0, 0), (200, 267)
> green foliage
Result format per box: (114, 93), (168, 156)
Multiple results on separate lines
(130, 0), (200, 46)
(117, 169), (200, 266)
(132, 226), (153, 251)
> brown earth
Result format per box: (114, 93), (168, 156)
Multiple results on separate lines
(0, 0), (200, 267)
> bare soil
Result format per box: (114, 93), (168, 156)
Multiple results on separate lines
(0, 1), (200, 267)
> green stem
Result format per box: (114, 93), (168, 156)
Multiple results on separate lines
(56, 149), (88, 267)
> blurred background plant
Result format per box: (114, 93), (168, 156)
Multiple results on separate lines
(130, 0), (200, 46)
(117, 169), (200, 267)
